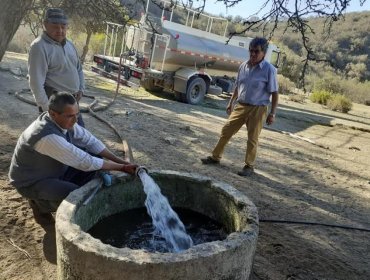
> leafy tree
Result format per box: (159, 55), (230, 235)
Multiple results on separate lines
(0, 0), (33, 61)
(20, 0), (134, 64)
(346, 62), (367, 81)
(61, 0), (132, 64)
(233, 15), (243, 24)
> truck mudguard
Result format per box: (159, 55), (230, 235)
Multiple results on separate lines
(174, 68), (211, 93)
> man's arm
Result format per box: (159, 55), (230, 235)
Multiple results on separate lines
(99, 148), (130, 165)
(270, 92), (279, 115)
(35, 135), (137, 174)
(28, 44), (49, 111)
(77, 60), (85, 93)
(266, 64), (279, 125)
(74, 60), (84, 102)
(73, 42), (85, 102)
(101, 158), (138, 174)
(72, 125), (137, 173)
(266, 92), (279, 125)
(226, 63), (244, 115)
(34, 134), (104, 171)
(226, 87), (239, 115)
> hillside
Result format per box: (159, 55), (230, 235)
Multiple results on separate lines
(242, 11), (370, 103)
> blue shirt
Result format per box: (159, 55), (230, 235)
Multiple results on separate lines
(236, 59), (278, 106)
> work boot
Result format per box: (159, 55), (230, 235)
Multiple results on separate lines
(28, 200), (55, 225)
(200, 156), (220, 165)
(237, 165), (254, 176)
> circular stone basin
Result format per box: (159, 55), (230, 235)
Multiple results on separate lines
(56, 170), (259, 280)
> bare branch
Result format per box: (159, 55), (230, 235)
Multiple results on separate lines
(219, 0), (353, 89)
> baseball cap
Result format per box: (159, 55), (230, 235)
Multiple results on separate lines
(44, 8), (68, 24)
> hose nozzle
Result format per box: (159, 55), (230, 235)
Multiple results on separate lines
(135, 166), (148, 177)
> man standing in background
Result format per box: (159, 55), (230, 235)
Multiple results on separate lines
(201, 37), (279, 176)
(28, 8), (85, 126)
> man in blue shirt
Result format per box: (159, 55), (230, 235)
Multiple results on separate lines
(201, 37), (279, 176)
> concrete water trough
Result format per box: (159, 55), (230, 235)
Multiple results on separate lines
(56, 170), (259, 280)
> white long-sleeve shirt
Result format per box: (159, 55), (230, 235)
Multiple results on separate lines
(34, 123), (105, 171)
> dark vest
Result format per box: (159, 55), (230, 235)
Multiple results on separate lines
(8, 112), (71, 188)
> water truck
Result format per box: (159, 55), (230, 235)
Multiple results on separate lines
(92, 0), (281, 104)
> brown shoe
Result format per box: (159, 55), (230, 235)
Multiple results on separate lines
(201, 156), (220, 164)
(28, 200), (55, 225)
(237, 166), (254, 176)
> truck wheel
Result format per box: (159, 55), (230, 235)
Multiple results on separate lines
(141, 78), (163, 92)
(123, 66), (130, 80)
(208, 85), (223, 96)
(104, 63), (112, 73)
(185, 77), (206, 105)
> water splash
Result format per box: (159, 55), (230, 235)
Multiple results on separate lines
(137, 169), (193, 252)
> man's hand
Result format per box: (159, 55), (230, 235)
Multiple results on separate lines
(121, 164), (139, 175)
(74, 91), (83, 102)
(266, 113), (275, 125)
(226, 103), (233, 115)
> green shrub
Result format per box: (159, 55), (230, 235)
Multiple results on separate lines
(288, 94), (306, 103)
(313, 76), (346, 94)
(307, 73), (370, 105)
(327, 94), (353, 113)
(278, 74), (295, 94)
(340, 79), (370, 105)
(309, 90), (333, 105)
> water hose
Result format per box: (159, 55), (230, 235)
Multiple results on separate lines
(135, 166), (149, 177)
(260, 219), (370, 233)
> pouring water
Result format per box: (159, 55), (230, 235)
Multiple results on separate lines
(136, 168), (193, 252)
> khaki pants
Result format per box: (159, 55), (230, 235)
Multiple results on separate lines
(212, 103), (267, 167)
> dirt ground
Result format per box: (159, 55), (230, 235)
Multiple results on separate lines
(1, 52), (370, 280)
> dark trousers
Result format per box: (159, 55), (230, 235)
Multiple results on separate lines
(17, 167), (96, 212)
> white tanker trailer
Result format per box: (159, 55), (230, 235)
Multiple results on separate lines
(92, 0), (280, 104)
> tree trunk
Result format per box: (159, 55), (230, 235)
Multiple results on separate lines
(0, 0), (33, 62)
(80, 28), (93, 65)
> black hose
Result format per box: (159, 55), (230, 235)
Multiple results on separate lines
(260, 219), (370, 232)
(14, 90), (37, 106)
(15, 90), (90, 113)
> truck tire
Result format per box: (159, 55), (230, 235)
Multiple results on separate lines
(141, 78), (163, 93)
(104, 63), (112, 73)
(185, 77), (206, 105)
(208, 85), (223, 96)
(123, 66), (130, 80)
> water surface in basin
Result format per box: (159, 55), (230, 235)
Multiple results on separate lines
(88, 207), (228, 253)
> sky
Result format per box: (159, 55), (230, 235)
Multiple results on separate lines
(201, 0), (370, 18)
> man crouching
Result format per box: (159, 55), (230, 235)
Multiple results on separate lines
(9, 92), (138, 225)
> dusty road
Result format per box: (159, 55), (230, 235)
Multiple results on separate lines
(1, 52), (370, 280)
